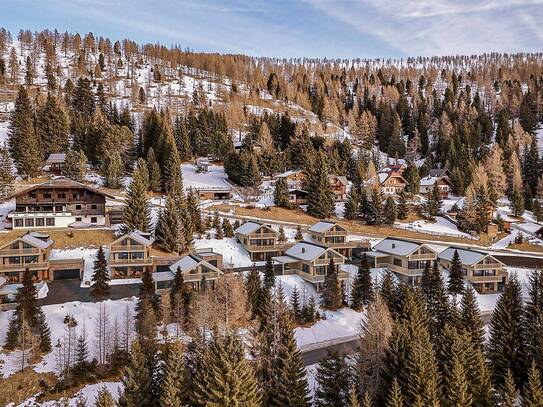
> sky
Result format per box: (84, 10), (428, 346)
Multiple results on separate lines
(1, 0), (543, 58)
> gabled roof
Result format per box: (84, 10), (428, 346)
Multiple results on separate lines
(420, 174), (453, 187)
(45, 153), (66, 164)
(377, 172), (407, 185)
(284, 241), (344, 262)
(235, 221), (274, 235)
(7, 177), (117, 200)
(111, 230), (154, 247)
(169, 254), (223, 274)
(328, 175), (348, 185)
(276, 170), (306, 178)
(438, 247), (504, 267)
(0, 231), (54, 251)
(429, 168), (451, 178)
(373, 238), (434, 257)
(308, 221), (346, 234)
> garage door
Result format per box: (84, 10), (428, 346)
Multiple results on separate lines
(53, 269), (81, 280)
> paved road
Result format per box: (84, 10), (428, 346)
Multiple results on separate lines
(39, 279), (140, 306)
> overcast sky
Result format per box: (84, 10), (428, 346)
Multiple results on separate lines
(2, 0), (543, 58)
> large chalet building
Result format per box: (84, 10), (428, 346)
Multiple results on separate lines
(6, 178), (116, 229)
(419, 169), (453, 198)
(235, 221), (292, 261)
(307, 221), (370, 258)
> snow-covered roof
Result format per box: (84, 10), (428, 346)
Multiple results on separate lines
(378, 173), (389, 184)
(308, 221), (337, 233)
(277, 170), (305, 178)
(429, 168), (450, 178)
(373, 238), (425, 256)
(364, 251), (390, 258)
(420, 176), (438, 186)
(129, 230), (154, 246)
(152, 271), (174, 282)
(235, 221), (263, 235)
(273, 255), (300, 264)
(328, 175), (348, 185)
(45, 153), (66, 164)
(285, 242), (327, 261)
(0, 276), (6, 288)
(169, 255), (199, 273)
(438, 247), (488, 266)
(21, 232), (54, 250)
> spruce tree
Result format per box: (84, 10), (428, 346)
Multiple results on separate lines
(35, 308), (51, 352)
(314, 351), (352, 407)
(302, 295), (317, 324)
(274, 176), (290, 208)
(263, 257), (275, 290)
(366, 188), (384, 225)
(290, 286), (302, 322)
(8, 86), (42, 178)
(194, 330), (261, 406)
(245, 266), (262, 319)
(385, 378), (404, 407)
(120, 341), (155, 407)
(447, 249), (464, 296)
(344, 187), (360, 220)
(384, 196), (397, 225)
(523, 360), (543, 407)
(160, 340), (188, 407)
(146, 147), (162, 192)
(525, 270), (543, 372)
(487, 275), (526, 387)
(295, 225), (304, 241)
(323, 258), (343, 310)
(122, 158), (152, 233)
(90, 246), (110, 301)
(500, 369), (519, 407)
(222, 218), (234, 238)
(37, 93), (70, 157)
(459, 286), (485, 351)
(0, 144), (15, 198)
(103, 151), (124, 189)
(350, 253), (373, 311)
(94, 387), (115, 407)
(397, 190), (409, 220)
(278, 225), (286, 242)
(154, 192), (187, 254)
(63, 149), (87, 182)
(307, 151), (335, 218)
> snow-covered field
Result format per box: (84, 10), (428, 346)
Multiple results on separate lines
(395, 216), (473, 239)
(182, 163), (231, 191)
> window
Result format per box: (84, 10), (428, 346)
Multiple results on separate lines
(91, 217), (97, 223)
(25, 218), (35, 227)
(393, 257), (403, 267)
(14, 219), (23, 227)
(29, 192), (36, 199)
(131, 252), (144, 260)
(54, 206), (63, 212)
(46, 218), (55, 226)
(75, 205), (81, 210)
(36, 218), (44, 227)
(118, 253), (129, 260)
(75, 217), (82, 222)
(23, 256), (38, 264)
(91, 204), (97, 210)
(57, 192), (66, 199)
(43, 193), (52, 199)
(8, 256), (21, 264)
(73, 193), (80, 199)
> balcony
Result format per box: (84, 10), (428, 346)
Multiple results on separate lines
(109, 257), (153, 266)
(378, 263), (425, 276)
(110, 244), (147, 252)
(314, 258), (345, 266)
(473, 263), (503, 270)
(246, 232), (278, 239)
(0, 262), (49, 271)
(184, 271), (220, 282)
(408, 253), (437, 261)
(8, 211), (72, 218)
(322, 230), (348, 236)
(470, 274), (503, 283)
(0, 248), (41, 256)
(297, 270), (348, 283)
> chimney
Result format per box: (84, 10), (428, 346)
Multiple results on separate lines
(392, 243), (396, 249)
(301, 247), (305, 254)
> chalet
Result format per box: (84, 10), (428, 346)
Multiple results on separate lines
(6, 177), (116, 229)
(276, 170), (307, 190)
(288, 189), (308, 206)
(108, 230), (155, 279)
(377, 171), (407, 195)
(419, 169), (452, 198)
(235, 221), (291, 261)
(169, 252), (224, 291)
(272, 242), (346, 290)
(0, 232), (84, 282)
(369, 237), (438, 285)
(381, 164), (406, 175)
(307, 221), (370, 257)
(328, 175), (348, 201)
(43, 153), (67, 175)
(438, 247), (508, 293)
(190, 186), (232, 201)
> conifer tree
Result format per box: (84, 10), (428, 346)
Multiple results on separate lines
(523, 360), (543, 407)
(90, 246), (110, 301)
(103, 151), (124, 189)
(366, 188), (384, 225)
(274, 176), (290, 208)
(350, 253), (373, 311)
(323, 258), (343, 310)
(37, 93), (70, 157)
(344, 187), (360, 220)
(63, 149), (87, 182)
(222, 218), (234, 237)
(160, 340), (188, 407)
(35, 308), (51, 352)
(94, 387), (115, 407)
(397, 189), (409, 220)
(290, 286), (302, 322)
(8, 86), (42, 178)
(384, 196), (397, 225)
(278, 225), (286, 242)
(0, 144), (15, 198)
(488, 275), (526, 387)
(186, 190), (204, 234)
(350, 386), (360, 407)
(307, 151), (335, 218)
(245, 266), (262, 319)
(120, 341), (155, 407)
(379, 271), (397, 315)
(194, 330), (261, 406)
(264, 256), (275, 290)
(295, 225), (304, 241)
(424, 183), (442, 218)
(146, 147), (162, 192)
(122, 159), (152, 233)
(447, 249), (464, 296)
(459, 286), (485, 351)
(155, 192), (187, 254)
(314, 351), (352, 407)
(385, 378), (404, 407)
(500, 369), (519, 407)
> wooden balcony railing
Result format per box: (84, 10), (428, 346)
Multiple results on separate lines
(184, 271), (220, 282)
(110, 244), (147, 252)
(314, 258), (345, 266)
(408, 253), (437, 261)
(297, 270), (348, 283)
(470, 275), (503, 283)
(0, 248), (41, 256)
(109, 258), (153, 265)
(378, 263), (425, 276)
(0, 262), (49, 271)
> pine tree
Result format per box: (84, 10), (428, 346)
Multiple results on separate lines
(146, 147), (162, 192)
(384, 196), (398, 225)
(323, 258), (343, 310)
(90, 246), (110, 300)
(103, 151), (124, 189)
(63, 149), (87, 182)
(37, 93), (70, 157)
(523, 360), (543, 407)
(295, 225), (304, 241)
(222, 218), (234, 237)
(314, 351), (352, 407)
(0, 144), (15, 198)
(160, 340), (188, 407)
(447, 249), (464, 296)
(459, 286), (485, 351)
(120, 341), (155, 407)
(245, 266), (262, 318)
(274, 176), (290, 208)
(290, 286), (302, 322)
(397, 189), (409, 220)
(344, 187), (360, 220)
(350, 253), (373, 311)
(259, 255), (273, 287)
(194, 330), (261, 406)
(122, 159), (152, 233)
(500, 369), (519, 407)
(488, 275), (526, 387)
(278, 225), (286, 242)
(307, 151), (335, 218)
(8, 86), (42, 178)
(94, 387), (115, 407)
(385, 378), (404, 407)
